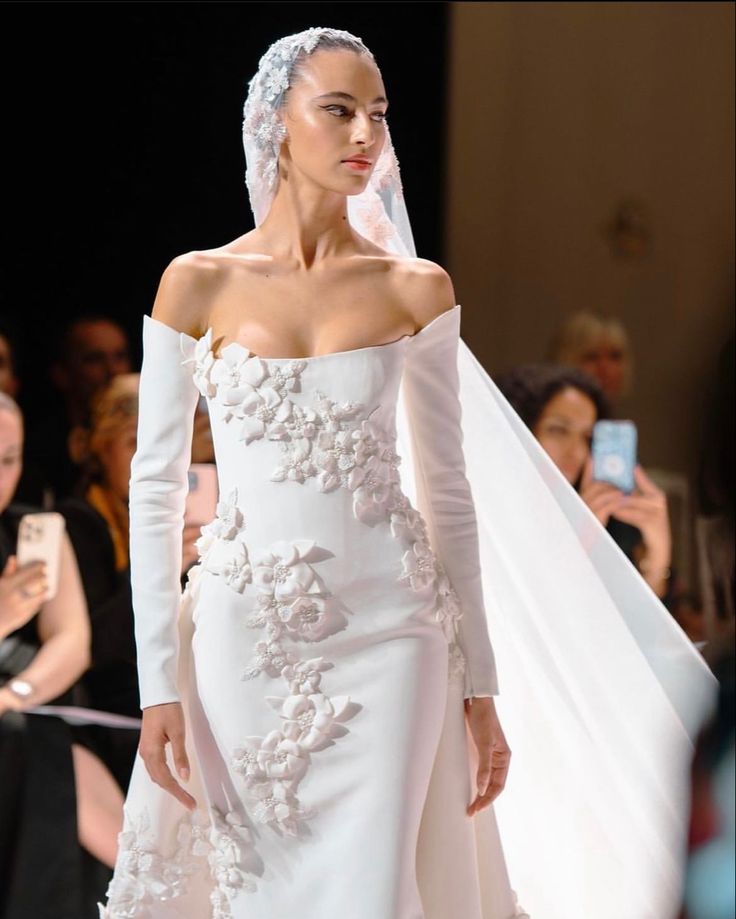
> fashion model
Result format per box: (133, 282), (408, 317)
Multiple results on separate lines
(99, 27), (717, 919)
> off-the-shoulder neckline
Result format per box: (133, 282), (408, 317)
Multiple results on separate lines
(145, 304), (461, 363)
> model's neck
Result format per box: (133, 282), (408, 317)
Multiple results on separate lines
(259, 174), (355, 269)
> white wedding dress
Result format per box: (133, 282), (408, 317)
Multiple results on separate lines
(99, 304), (527, 919)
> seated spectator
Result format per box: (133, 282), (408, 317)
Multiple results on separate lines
(22, 314), (132, 502)
(548, 310), (633, 407)
(57, 374), (201, 791)
(0, 392), (122, 918)
(495, 364), (675, 604)
(0, 320), (50, 507)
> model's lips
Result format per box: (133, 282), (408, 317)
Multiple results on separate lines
(342, 157), (372, 165)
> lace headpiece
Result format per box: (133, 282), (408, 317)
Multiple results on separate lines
(242, 27), (416, 256)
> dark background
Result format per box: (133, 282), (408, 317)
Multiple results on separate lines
(0, 2), (449, 409)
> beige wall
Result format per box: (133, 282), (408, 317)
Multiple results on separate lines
(446, 1), (734, 501)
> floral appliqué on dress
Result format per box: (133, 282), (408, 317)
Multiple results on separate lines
(99, 806), (254, 919)
(180, 331), (468, 861)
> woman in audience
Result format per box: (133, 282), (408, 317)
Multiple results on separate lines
(0, 391), (121, 918)
(495, 364), (674, 603)
(548, 310), (633, 407)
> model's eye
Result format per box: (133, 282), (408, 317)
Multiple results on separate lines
(322, 105), (387, 122)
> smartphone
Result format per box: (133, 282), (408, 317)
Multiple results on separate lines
(16, 512), (66, 600)
(185, 463), (219, 526)
(591, 420), (637, 494)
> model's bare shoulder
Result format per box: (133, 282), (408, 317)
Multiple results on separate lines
(151, 251), (224, 337)
(392, 257), (457, 329)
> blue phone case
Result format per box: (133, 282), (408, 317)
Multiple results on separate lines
(591, 421), (637, 493)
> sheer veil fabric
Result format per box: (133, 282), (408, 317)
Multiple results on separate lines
(240, 27), (718, 919)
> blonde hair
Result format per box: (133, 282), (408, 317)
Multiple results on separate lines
(88, 373), (140, 457)
(549, 311), (633, 395)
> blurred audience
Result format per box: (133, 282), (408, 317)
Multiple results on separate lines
(548, 310), (633, 407)
(495, 364), (676, 607)
(22, 315), (132, 503)
(0, 391), (121, 918)
(57, 374), (201, 790)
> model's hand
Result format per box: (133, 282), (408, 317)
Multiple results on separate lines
(139, 701), (197, 811)
(464, 696), (511, 816)
(0, 556), (48, 636)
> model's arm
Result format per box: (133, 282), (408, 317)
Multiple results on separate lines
(130, 255), (211, 812)
(131, 257), (205, 709)
(401, 267), (499, 700)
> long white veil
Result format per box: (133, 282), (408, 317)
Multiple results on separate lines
(242, 27), (719, 919)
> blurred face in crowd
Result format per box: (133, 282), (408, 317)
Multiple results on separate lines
(52, 320), (132, 411)
(0, 409), (23, 515)
(97, 419), (137, 503)
(533, 386), (597, 485)
(578, 337), (626, 402)
(0, 335), (18, 398)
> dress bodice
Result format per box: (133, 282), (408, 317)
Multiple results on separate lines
(178, 318), (411, 514)
(129, 306), (499, 711)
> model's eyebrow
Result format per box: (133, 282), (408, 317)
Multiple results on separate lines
(314, 92), (388, 105)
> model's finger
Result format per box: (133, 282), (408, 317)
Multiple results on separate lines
(146, 750), (196, 810)
(169, 726), (191, 784)
(476, 764), (491, 797)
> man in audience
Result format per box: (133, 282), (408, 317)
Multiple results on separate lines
(23, 315), (132, 502)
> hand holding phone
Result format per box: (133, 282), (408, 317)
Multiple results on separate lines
(16, 512), (66, 601)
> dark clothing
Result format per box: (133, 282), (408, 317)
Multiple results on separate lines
(56, 496), (141, 791)
(0, 502), (109, 919)
(607, 516), (676, 610)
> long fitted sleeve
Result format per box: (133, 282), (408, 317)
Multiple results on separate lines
(401, 306), (499, 698)
(129, 315), (200, 709)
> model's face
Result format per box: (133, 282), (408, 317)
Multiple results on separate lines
(55, 321), (132, 407)
(98, 419), (137, 502)
(533, 387), (597, 484)
(578, 338), (626, 401)
(0, 410), (23, 514)
(280, 49), (388, 197)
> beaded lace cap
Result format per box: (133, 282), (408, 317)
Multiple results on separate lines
(242, 27), (416, 257)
